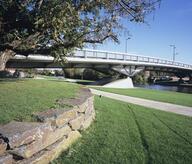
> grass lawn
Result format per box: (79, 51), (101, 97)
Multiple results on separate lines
(0, 79), (80, 124)
(91, 87), (192, 107)
(54, 96), (192, 164)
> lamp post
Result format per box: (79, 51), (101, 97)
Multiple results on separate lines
(170, 45), (176, 61)
(125, 37), (131, 53)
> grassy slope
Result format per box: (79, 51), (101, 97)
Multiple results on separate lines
(0, 79), (79, 124)
(92, 87), (192, 107)
(54, 96), (192, 164)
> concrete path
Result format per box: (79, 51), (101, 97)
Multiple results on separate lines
(90, 89), (192, 117)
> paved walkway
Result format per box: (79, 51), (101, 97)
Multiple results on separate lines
(90, 89), (192, 117)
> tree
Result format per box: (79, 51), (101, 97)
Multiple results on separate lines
(0, 0), (160, 71)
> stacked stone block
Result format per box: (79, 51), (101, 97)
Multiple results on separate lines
(0, 88), (95, 164)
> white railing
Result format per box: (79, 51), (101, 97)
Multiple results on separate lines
(12, 49), (192, 70)
(72, 49), (192, 70)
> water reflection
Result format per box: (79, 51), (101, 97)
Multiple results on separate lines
(136, 84), (192, 94)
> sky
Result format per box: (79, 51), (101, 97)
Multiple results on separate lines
(92, 0), (192, 64)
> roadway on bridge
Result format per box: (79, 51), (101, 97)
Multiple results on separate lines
(91, 89), (192, 117)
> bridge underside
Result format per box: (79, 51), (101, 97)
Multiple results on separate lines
(6, 60), (192, 88)
(6, 60), (192, 77)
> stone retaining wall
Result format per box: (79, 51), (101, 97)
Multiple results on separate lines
(0, 88), (95, 164)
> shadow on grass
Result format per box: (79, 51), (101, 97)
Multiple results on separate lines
(128, 105), (152, 164)
(152, 112), (192, 146)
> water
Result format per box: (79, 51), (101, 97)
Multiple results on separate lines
(137, 84), (192, 94)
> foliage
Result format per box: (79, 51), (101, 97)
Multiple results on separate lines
(92, 87), (192, 107)
(83, 69), (105, 80)
(53, 96), (192, 164)
(22, 69), (36, 78)
(55, 69), (64, 76)
(63, 68), (107, 80)
(63, 68), (84, 79)
(0, 79), (79, 124)
(132, 72), (148, 85)
(35, 69), (57, 76)
(0, 0), (160, 62)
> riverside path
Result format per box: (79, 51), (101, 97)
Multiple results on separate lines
(90, 89), (192, 117)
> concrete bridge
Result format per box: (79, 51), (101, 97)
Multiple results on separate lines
(7, 49), (192, 88)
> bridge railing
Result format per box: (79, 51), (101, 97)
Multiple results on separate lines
(73, 49), (192, 69)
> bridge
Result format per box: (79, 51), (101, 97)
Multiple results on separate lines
(7, 49), (192, 88)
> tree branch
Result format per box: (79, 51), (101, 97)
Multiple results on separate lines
(35, 0), (44, 10)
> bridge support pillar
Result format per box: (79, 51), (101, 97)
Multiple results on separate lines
(103, 77), (134, 88)
(101, 66), (144, 88)
(101, 65), (143, 88)
(111, 66), (144, 77)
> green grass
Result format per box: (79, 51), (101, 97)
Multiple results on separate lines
(92, 87), (192, 107)
(0, 79), (80, 124)
(54, 96), (192, 164)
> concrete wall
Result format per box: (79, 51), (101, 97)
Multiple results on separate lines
(0, 89), (95, 164)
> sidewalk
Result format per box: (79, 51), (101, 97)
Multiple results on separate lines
(90, 89), (192, 117)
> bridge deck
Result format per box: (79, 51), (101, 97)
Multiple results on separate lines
(8, 49), (192, 72)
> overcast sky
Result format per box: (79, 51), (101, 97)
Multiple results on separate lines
(92, 0), (192, 64)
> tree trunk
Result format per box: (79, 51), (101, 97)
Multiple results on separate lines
(0, 50), (15, 71)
